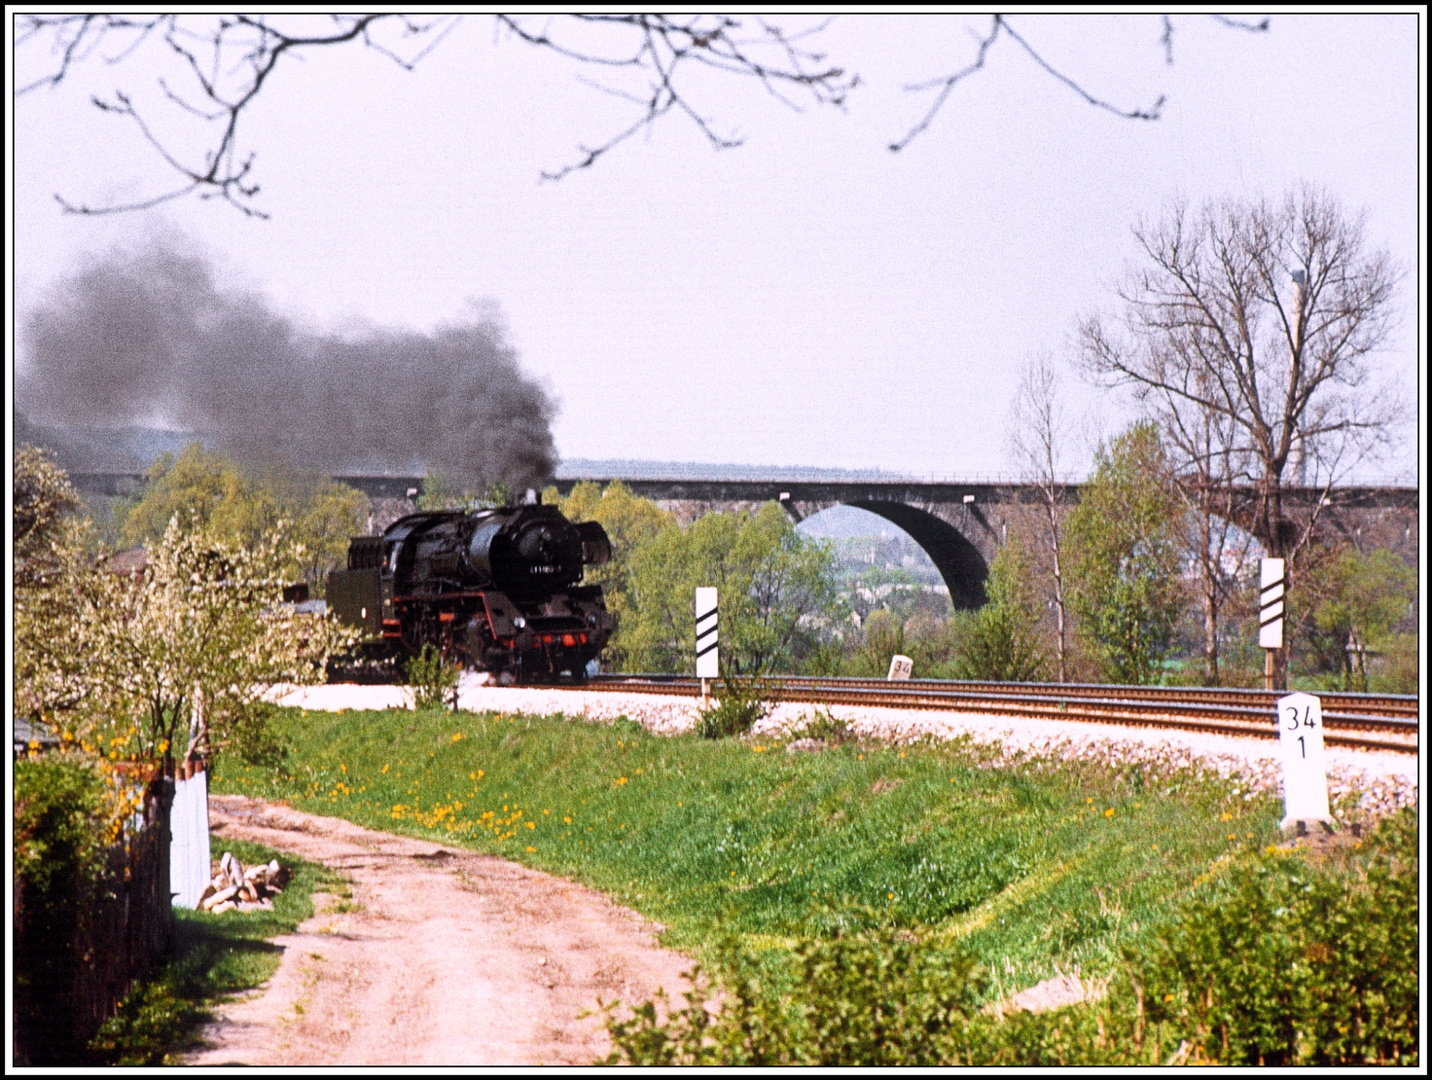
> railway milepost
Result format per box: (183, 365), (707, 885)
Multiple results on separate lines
(1276, 691), (1333, 834)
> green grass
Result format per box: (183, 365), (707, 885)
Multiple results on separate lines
(215, 706), (1285, 999)
(88, 838), (346, 1065)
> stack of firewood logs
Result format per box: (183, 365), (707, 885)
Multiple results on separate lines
(197, 851), (290, 914)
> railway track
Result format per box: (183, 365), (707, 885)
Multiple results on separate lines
(575, 674), (1419, 755)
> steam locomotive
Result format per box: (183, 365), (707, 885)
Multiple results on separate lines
(326, 504), (615, 684)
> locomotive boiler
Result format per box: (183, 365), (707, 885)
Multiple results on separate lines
(327, 505), (615, 683)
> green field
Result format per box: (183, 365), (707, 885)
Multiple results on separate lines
(215, 704), (1282, 996)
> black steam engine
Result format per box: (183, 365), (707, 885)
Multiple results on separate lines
(327, 505), (615, 683)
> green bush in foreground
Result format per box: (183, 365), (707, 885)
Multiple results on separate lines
(600, 920), (985, 1065)
(14, 758), (112, 1064)
(695, 675), (767, 739)
(406, 643), (459, 711)
(1128, 806), (1419, 1065)
(602, 809), (1420, 1066)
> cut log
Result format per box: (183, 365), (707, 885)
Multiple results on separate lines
(209, 900), (238, 915)
(203, 885), (239, 910)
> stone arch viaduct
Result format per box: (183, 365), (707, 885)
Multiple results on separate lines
(547, 478), (1419, 611)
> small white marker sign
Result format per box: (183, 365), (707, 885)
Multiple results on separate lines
(695, 587), (718, 679)
(887, 654), (913, 680)
(1276, 692), (1331, 826)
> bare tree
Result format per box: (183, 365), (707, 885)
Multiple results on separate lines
(1008, 353), (1072, 682)
(1080, 185), (1405, 688)
(14, 14), (853, 217)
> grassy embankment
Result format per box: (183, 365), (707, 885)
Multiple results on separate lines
(214, 704), (1284, 997)
(89, 838), (349, 1065)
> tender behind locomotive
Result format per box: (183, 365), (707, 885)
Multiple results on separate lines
(327, 505), (615, 683)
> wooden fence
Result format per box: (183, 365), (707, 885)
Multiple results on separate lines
(13, 776), (175, 1065)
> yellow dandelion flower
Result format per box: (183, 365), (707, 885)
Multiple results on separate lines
(1164, 994), (1174, 1002)
(340, 763), (347, 774)
(888, 892), (895, 900)
(526, 846), (535, 853)
(543, 809), (550, 815)
(1105, 808), (1115, 818)
(1219, 812), (1233, 822)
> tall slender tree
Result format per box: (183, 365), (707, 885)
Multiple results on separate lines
(1008, 353), (1073, 682)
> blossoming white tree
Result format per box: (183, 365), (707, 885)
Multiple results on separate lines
(17, 508), (360, 766)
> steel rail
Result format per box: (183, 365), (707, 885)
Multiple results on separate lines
(574, 674), (1419, 754)
(590, 674), (1417, 718)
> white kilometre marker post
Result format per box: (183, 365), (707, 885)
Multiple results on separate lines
(696, 587), (718, 703)
(1276, 691), (1331, 831)
(1259, 557), (1286, 690)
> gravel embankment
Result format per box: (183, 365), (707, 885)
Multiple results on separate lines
(265, 679), (1419, 822)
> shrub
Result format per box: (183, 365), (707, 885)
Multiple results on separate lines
(14, 758), (110, 1065)
(789, 707), (854, 745)
(1128, 807), (1419, 1066)
(696, 675), (768, 739)
(601, 923), (986, 1065)
(405, 643), (459, 711)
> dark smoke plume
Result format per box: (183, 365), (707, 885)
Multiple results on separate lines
(19, 243), (558, 491)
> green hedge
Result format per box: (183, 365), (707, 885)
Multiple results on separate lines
(13, 758), (112, 1065)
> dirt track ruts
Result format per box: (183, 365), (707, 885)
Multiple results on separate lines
(183, 795), (693, 1066)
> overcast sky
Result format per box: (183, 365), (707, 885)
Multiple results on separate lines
(10, 13), (1423, 483)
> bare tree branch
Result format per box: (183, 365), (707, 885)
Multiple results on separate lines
(18, 14), (458, 216)
(891, 14), (1268, 154)
(496, 14), (856, 182)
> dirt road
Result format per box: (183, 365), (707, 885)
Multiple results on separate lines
(183, 796), (693, 1066)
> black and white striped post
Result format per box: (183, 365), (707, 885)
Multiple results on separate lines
(696, 587), (718, 702)
(1259, 557), (1285, 691)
